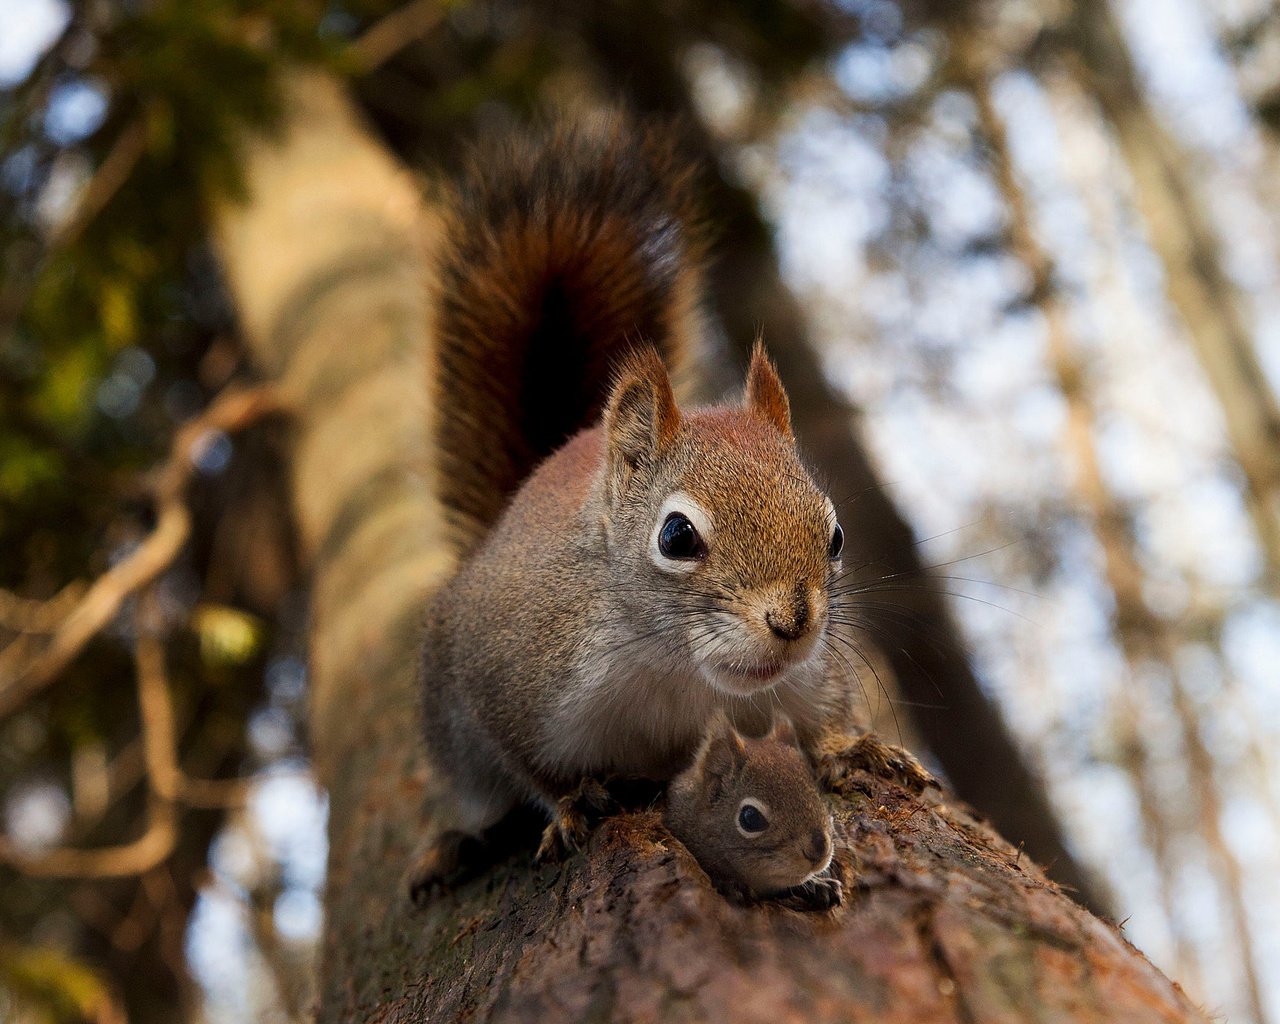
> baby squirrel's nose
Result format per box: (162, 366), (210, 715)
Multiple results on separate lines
(765, 592), (810, 641)
(804, 828), (830, 867)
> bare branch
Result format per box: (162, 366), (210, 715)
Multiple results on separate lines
(47, 116), (149, 251)
(134, 607), (181, 804)
(349, 0), (444, 72)
(0, 802), (178, 880)
(0, 385), (281, 720)
(0, 581), (88, 633)
(0, 589), (254, 878)
(138, 600), (251, 811)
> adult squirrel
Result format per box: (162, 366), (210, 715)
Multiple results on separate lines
(409, 117), (931, 899)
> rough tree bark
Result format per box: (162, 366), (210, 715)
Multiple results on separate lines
(213, 70), (1207, 1023)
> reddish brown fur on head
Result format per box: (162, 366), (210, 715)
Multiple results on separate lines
(744, 339), (793, 441)
(602, 347), (682, 504)
(598, 344), (841, 696)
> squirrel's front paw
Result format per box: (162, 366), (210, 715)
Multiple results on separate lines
(817, 733), (935, 795)
(808, 874), (844, 911)
(533, 777), (614, 864)
(535, 800), (591, 863)
(773, 862), (846, 913)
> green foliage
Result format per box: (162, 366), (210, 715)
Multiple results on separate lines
(0, 0), (346, 592)
(0, 433), (61, 514)
(0, 942), (117, 1023)
(192, 603), (266, 668)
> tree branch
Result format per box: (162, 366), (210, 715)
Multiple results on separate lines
(48, 115), (149, 251)
(0, 587), (248, 879)
(0, 385), (281, 720)
(349, 1), (444, 73)
(0, 581), (88, 633)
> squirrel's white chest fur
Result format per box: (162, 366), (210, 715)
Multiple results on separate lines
(545, 656), (712, 778)
(538, 619), (828, 780)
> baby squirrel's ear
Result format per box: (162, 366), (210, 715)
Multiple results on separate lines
(698, 711), (747, 802)
(603, 347), (681, 501)
(744, 339), (793, 441)
(765, 714), (798, 749)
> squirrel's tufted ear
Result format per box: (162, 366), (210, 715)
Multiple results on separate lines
(698, 710), (747, 802)
(603, 347), (681, 501)
(765, 714), (798, 749)
(744, 339), (793, 441)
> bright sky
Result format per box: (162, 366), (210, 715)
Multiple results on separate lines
(0, 0), (68, 87)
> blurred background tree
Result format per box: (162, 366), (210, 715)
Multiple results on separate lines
(1, 0), (1277, 1021)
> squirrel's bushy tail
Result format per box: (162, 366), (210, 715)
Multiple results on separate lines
(430, 116), (707, 552)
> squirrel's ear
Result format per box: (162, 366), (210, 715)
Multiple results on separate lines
(744, 339), (793, 441)
(765, 714), (798, 749)
(603, 347), (681, 499)
(698, 711), (747, 801)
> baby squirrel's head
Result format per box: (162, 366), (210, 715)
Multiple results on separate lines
(665, 712), (834, 897)
(600, 343), (841, 695)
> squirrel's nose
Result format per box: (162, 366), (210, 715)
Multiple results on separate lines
(765, 594), (809, 641)
(804, 829), (830, 867)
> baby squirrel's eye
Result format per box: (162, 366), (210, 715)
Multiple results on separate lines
(659, 512), (706, 560)
(737, 802), (769, 835)
(828, 521), (844, 560)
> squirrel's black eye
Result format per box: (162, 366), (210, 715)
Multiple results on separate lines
(659, 513), (705, 560)
(738, 803), (768, 834)
(828, 522), (844, 560)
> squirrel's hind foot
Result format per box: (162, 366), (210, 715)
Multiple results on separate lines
(817, 732), (936, 795)
(534, 777), (615, 864)
(404, 830), (478, 907)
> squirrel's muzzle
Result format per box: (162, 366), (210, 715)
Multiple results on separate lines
(804, 828), (832, 868)
(764, 587), (812, 641)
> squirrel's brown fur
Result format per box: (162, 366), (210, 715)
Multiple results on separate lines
(409, 118), (865, 900)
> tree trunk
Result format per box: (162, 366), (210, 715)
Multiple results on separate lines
(213, 70), (1206, 1023)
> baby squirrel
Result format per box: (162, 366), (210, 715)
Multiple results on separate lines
(409, 118), (923, 899)
(665, 712), (841, 910)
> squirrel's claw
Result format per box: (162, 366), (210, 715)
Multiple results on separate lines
(406, 867), (443, 908)
(534, 777), (615, 864)
(535, 799), (591, 863)
(574, 776), (615, 813)
(817, 733), (936, 795)
(798, 873), (844, 911)
(770, 875), (843, 913)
